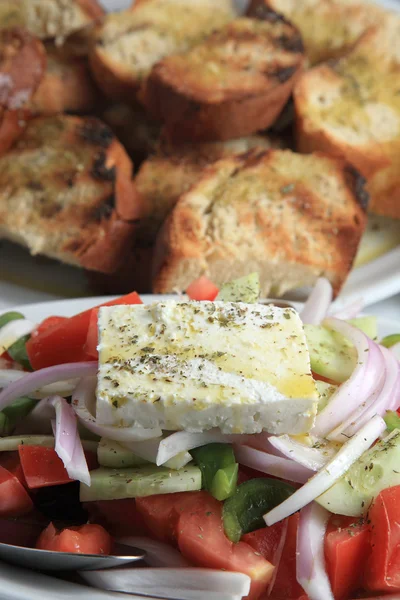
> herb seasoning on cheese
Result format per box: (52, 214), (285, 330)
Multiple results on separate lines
(96, 301), (318, 434)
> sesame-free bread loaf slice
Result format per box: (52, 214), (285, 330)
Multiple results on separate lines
(153, 149), (367, 297)
(144, 14), (305, 142)
(0, 115), (142, 272)
(29, 40), (98, 115)
(251, 0), (388, 65)
(89, 0), (236, 102)
(0, 0), (104, 41)
(294, 19), (400, 219)
(0, 28), (47, 154)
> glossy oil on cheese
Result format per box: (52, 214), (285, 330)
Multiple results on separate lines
(96, 301), (318, 434)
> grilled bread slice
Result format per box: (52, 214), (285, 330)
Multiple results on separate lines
(89, 0), (236, 102)
(144, 14), (305, 142)
(0, 0), (104, 41)
(0, 115), (142, 273)
(252, 0), (388, 65)
(29, 40), (98, 115)
(88, 135), (284, 294)
(153, 149), (367, 297)
(294, 20), (400, 219)
(102, 102), (160, 163)
(0, 28), (47, 154)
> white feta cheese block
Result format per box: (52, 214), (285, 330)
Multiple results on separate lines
(96, 301), (318, 434)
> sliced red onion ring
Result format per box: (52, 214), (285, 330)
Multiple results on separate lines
(82, 568), (250, 600)
(330, 297), (364, 320)
(234, 445), (313, 484)
(267, 519), (288, 596)
(117, 537), (190, 568)
(313, 319), (385, 438)
(0, 362), (97, 411)
(391, 342), (400, 361)
(296, 502), (333, 600)
(329, 345), (400, 441)
(44, 396), (90, 486)
(154, 430), (255, 466)
(268, 435), (332, 471)
(300, 278), (333, 325)
(0, 319), (35, 354)
(264, 415), (386, 526)
(0, 369), (79, 399)
(72, 376), (161, 442)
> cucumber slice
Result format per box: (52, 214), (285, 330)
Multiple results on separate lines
(0, 435), (98, 453)
(315, 381), (337, 413)
(216, 273), (260, 303)
(348, 316), (377, 340)
(98, 438), (148, 468)
(305, 324), (356, 383)
(316, 429), (400, 516)
(80, 464), (202, 501)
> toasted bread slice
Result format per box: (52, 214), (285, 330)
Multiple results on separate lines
(0, 115), (142, 273)
(294, 21), (400, 219)
(102, 102), (160, 163)
(153, 149), (367, 297)
(29, 40), (98, 115)
(0, 1), (104, 41)
(0, 28), (47, 154)
(89, 0), (236, 102)
(252, 0), (388, 65)
(144, 15), (305, 142)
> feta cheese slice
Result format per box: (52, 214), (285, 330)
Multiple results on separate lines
(96, 301), (318, 434)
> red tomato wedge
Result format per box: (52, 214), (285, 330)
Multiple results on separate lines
(86, 499), (149, 537)
(242, 521), (286, 564)
(0, 451), (27, 488)
(269, 513), (308, 600)
(0, 464), (33, 517)
(365, 486), (400, 592)
(325, 515), (369, 600)
(26, 291), (142, 370)
(19, 445), (73, 488)
(36, 522), (112, 555)
(18, 446), (97, 489)
(186, 276), (219, 301)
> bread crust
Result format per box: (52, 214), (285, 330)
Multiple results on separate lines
(152, 149), (367, 297)
(0, 115), (142, 273)
(89, 0), (236, 102)
(30, 42), (98, 115)
(144, 15), (304, 142)
(294, 24), (400, 219)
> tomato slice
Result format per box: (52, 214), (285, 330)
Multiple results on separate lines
(364, 486), (400, 592)
(19, 445), (73, 489)
(26, 291), (143, 370)
(175, 493), (274, 600)
(242, 521), (286, 564)
(36, 522), (112, 554)
(0, 464), (33, 517)
(186, 276), (219, 301)
(269, 513), (308, 600)
(325, 515), (369, 600)
(0, 451), (27, 488)
(86, 499), (149, 537)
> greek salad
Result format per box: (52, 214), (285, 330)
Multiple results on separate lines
(0, 274), (399, 600)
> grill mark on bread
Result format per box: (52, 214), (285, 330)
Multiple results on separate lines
(272, 65), (297, 83)
(79, 120), (114, 148)
(344, 166), (369, 211)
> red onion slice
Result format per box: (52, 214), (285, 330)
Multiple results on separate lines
(234, 445), (313, 484)
(391, 342), (400, 361)
(300, 278), (333, 325)
(264, 415), (386, 526)
(82, 568), (250, 600)
(313, 319), (385, 438)
(0, 362), (97, 411)
(268, 435), (333, 471)
(118, 537), (190, 568)
(329, 345), (400, 441)
(330, 298), (364, 320)
(296, 502), (333, 600)
(72, 376), (162, 442)
(155, 430), (256, 466)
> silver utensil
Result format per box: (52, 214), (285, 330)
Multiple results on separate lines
(0, 541), (145, 571)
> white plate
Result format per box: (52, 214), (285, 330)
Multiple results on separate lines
(1, 294), (400, 600)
